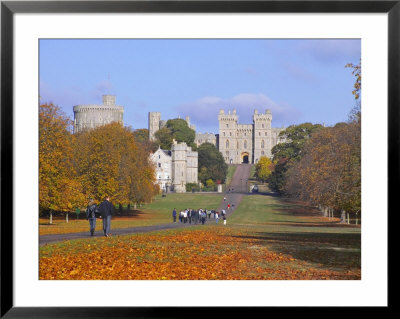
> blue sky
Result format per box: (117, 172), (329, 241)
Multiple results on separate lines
(40, 39), (360, 133)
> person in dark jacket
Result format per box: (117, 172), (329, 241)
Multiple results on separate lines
(97, 196), (115, 237)
(85, 199), (97, 236)
(172, 208), (177, 223)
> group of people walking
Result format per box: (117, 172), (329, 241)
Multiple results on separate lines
(172, 208), (227, 225)
(85, 196), (115, 237)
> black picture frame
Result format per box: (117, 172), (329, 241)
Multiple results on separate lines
(1, 0), (395, 317)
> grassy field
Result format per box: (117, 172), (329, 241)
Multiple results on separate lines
(39, 193), (223, 235)
(225, 165), (237, 186)
(39, 193), (360, 280)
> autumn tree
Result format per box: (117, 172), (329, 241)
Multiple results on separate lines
(39, 103), (85, 222)
(198, 142), (228, 185)
(268, 123), (323, 193)
(284, 122), (360, 214)
(255, 156), (274, 183)
(346, 59), (361, 124)
(74, 122), (158, 206)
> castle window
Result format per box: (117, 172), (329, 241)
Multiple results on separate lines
(226, 151), (229, 156)
(259, 132), (261, 136)
(261, 151), (264, 155)
(261, 140), (265, 148)
(244, 141), (247, 149)
(237, 141), (239, 149)
(244, 133), (246, 136)
(223, 132), (225, 136)
(230, 132), (232, 136)
(226, 140), (229, 149)
(226, 124), (229, 128)
(265, 132), (268, 136)
(262, 124), (265, 128)
(158, 163), (161, 168)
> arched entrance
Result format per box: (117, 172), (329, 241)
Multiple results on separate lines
(241, 152), (249, 164)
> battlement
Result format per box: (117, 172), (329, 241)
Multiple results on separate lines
(73, 95), (124, 133)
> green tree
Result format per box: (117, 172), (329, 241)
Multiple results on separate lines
(133, 128), (158, 152)
(154, 126), (174, 150)
(255, 156), (274, 182)
(166, 118), (196, 145)
(153, 118), (196, 150)
(197, 142), (228, 185)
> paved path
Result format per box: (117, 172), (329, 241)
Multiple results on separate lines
(39, 164), (252, 246)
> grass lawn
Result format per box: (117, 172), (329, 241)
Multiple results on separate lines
(39, 193), (223, 235)
(39, 193), (360, 280)
(225, 165), (237, 186)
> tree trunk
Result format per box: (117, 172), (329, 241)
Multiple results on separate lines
(347, 213), (350, 224)
(134, 203), (137, 209)
(340, 210), (346, 223)
(49, 212), (53, 225)
(66, 212), (69, 223)
(323, 207), (328, 217)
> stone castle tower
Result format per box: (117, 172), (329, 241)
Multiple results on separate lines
(218, 109), (285, 164)
(148, 112), (161, 141)
(148, 112), (195, 141)
(171, 141), (198, 193)
(73, 95), (124, 133)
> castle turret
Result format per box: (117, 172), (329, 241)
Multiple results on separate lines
(171, 140), (188, 193)
(218, 109), (239, 164)
(148, 112), (161, 141)
(73, 95), (124, 133)
(253, 108), (273, 162)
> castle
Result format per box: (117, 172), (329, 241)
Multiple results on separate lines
(73, 95), (124, 133)
(148, 109), (286, 165)
(218, 109), (286, 164)
(150, 140), (198, 193)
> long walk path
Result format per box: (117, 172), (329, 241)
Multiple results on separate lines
(39, 164), (252, 246)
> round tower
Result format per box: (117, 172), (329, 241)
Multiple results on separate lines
(73, 95), (124, 133)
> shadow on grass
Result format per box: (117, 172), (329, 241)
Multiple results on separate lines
(230, 231), (361, 270)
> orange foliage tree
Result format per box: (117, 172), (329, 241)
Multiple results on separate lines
(73, 122), (159, 206)
(39, 103), (85, 216)
(284, 122), (361, 213)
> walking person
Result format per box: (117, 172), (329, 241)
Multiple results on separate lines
(172, 208), (177, 223)
(188, 208), (192, 224)
(221, 209), (227, 225)
(97, 196), (115, 237)
(183, 209), (188, 223)
(201, 210), (206, 225)
(85, 198), (97, 236)
(193, 209), (198, 225)
(207, 210), (211, 220)
(179, 210), (183, 223)
(215, 211), (219, 224)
